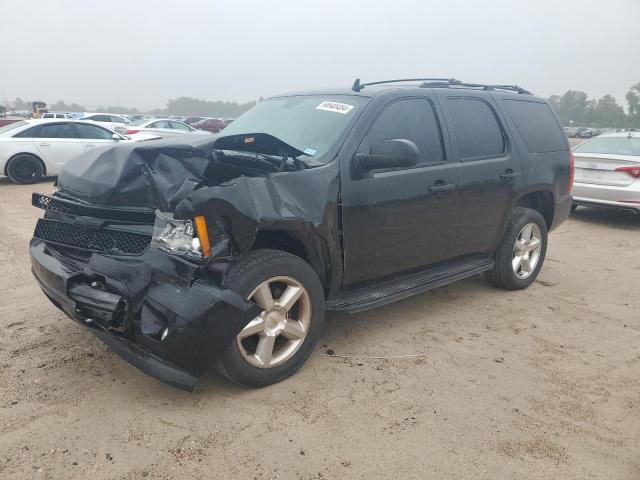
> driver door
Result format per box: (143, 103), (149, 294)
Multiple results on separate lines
(340, 96), (460, 287)
(72, 123), (119, 151)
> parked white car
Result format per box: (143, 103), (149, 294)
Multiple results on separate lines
(572, 132), (640, 213)
(125, 118), (210, 137)
(79, 113), (131, 133)
(0, 120), (158, 184)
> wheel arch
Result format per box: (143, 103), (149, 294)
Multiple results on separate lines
(251, 229), (331, 295)
(514, 189), (555, 230)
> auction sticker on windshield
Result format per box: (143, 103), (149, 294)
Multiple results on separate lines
(316, 101), (354, 114)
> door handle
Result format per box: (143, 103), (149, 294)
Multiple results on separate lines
(85, 144), (95, 148)
(429, 182), (456, 193)
(500, 170), (520, 182)
(38, 143), (50, 147)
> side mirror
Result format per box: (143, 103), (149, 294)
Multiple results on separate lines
(112, 133), (121, 141)
(354, 139), (419, 174)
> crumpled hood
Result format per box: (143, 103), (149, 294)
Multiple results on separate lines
(57, 136), (218, 211)
(57, 133), (310, 212)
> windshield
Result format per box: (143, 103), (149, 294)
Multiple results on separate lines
(0, 121), (27, 135)
(574, 136), (640, 156)
(221, 95), (368, 161)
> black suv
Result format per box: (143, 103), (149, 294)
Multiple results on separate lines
(30, 78), (573, 390)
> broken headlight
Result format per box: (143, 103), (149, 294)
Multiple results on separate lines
(151, 211), (205, 259)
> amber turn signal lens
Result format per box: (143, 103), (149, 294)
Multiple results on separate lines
(194, 215), (211, 257)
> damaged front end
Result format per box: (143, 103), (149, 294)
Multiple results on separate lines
(30, 191), (262, 390)
(29, 134), (340, 390)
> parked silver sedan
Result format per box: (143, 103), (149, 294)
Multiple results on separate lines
(124, 118), (210, 138)
(571, 132), (640, 213)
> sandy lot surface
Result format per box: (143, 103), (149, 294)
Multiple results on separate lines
(0, 176), (639, 479)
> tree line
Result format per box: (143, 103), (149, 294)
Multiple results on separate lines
(7, 96), (258, 118)
(547, 82), (640, 128)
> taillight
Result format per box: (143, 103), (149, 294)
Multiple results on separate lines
(127, 129), (139, 135)
(568, 151), (575, 193)
(615, 166), (640, 179)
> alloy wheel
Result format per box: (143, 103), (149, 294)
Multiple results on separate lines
(236, 276), (311, 368)
(512, 223), (542, 279)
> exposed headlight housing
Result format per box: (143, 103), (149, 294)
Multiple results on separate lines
(151, 211), (207, 259)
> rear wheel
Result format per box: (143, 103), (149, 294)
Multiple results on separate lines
(214, 249), (325, 387)
(6, 154), (44, 184)
(485, 207), (548, 290)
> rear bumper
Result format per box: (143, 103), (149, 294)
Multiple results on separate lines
(30, 239), (260, 391)
(572, 181), (640, 212)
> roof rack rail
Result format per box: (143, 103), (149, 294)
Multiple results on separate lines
(351, 78), (531, 95)
(351, 78), (461, 92)
(437, 82), (532, 95)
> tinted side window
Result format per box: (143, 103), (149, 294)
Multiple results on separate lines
(170, 121), (191, 131)
(110, 116), (124, 123)
(14, 125), (42, 138)
(503, 100), (566, 153)
(151, 120), (171, 128)
(364, 98), (444, 166)
(73, 123), (113, 139)
(446, 98), (505, 161)
(89, 115), (110, 122)
(36, 123), (77, 139)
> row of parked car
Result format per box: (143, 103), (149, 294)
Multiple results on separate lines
(43, 112), (233, 134)
(564, 126), (624, 139)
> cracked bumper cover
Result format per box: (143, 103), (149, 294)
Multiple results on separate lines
(30, 239), (261, 391)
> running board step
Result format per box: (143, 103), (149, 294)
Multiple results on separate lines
(327, 256), (494, 313)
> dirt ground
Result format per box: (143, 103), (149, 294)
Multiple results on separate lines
(0, 174), (639, 480)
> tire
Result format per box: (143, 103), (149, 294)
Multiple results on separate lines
(6, 154), (44, 184)
(214, 249), (325, 387)
(485, 207), (548, 290)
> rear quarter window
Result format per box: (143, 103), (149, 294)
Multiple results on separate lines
(503, 100), (567, 153)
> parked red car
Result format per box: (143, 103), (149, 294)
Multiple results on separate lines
(0, 119), (20, 128)
(192, 117), (226, 133)
(183, 116), (205, 125)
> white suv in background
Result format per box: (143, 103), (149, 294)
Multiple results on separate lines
(79, 113), (131, 132)
(41, 113), (72, 119)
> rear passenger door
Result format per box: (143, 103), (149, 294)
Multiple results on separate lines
(437, 93), (523, 255)
(32, 122), (85, 170)
(341, 96), (459, 287)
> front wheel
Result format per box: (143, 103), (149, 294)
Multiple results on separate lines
(214, 249), (325, 387)
(485, 207), (548, 290)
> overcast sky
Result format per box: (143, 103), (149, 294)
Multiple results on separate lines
(2, 0), (639, 110)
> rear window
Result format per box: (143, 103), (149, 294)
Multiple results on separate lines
(0, 121), (27, 134)
(503, 100), (566, 153)
(445, 97), (505, 161)
(573, 136), (640, 156)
